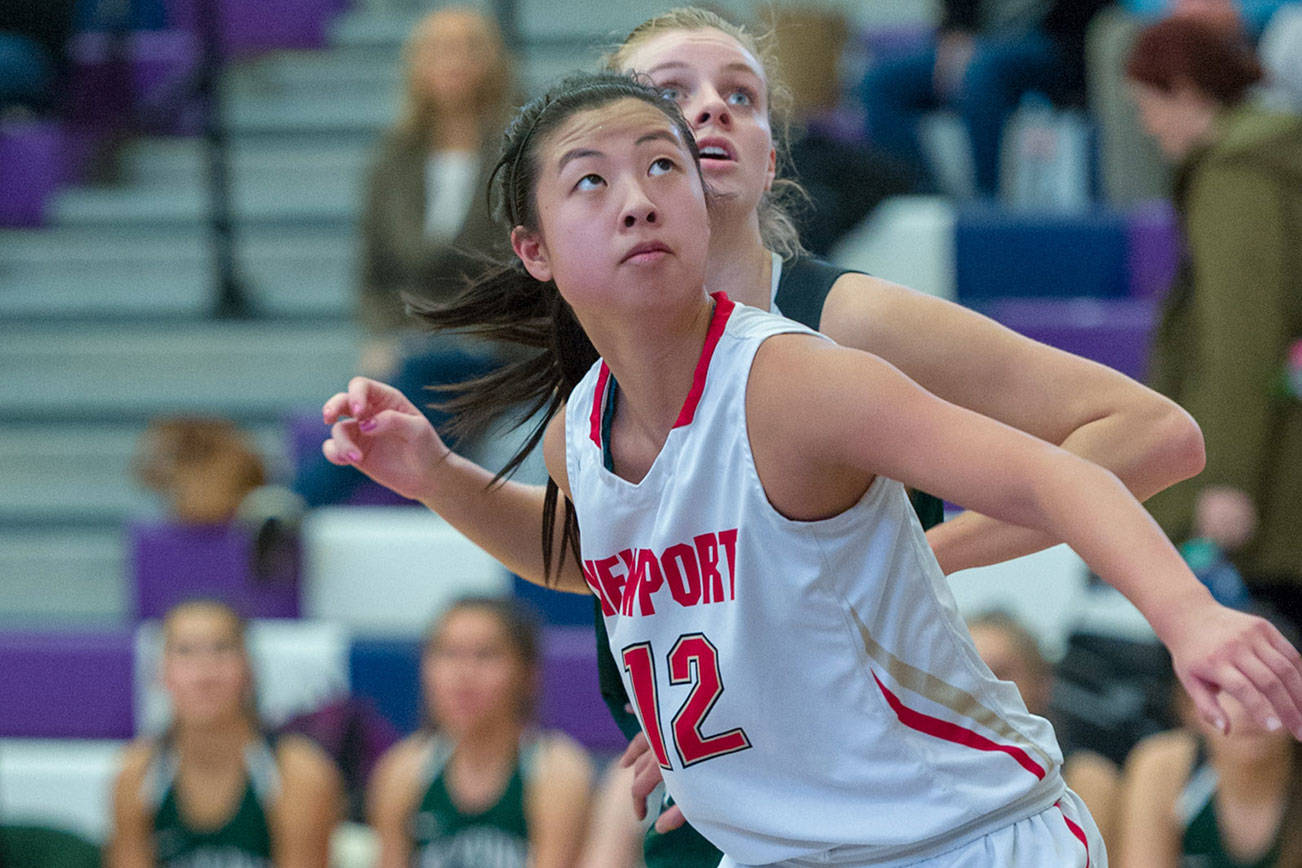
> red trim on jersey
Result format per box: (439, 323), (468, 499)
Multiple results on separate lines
(674, 292), (735, 429)
(872, 672), (1046, 780)
(589, 363), (612, 448)
(1056, 800), (1091, 867)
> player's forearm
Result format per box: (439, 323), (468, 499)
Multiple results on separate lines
(1018, 455), (1214, 644)
(417, 451), (586, 590)
(929, 397), (1204, 574)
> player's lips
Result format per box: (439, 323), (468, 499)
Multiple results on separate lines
(622, 241), (673, 263)
(695, 136), (736, 163)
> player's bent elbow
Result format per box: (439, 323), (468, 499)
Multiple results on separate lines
(1148, 399), (1205, 486)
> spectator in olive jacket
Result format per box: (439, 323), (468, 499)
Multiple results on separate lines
(1129, 16), (1302, 627)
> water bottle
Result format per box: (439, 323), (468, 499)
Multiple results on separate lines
(1002, 91), (1092, 212)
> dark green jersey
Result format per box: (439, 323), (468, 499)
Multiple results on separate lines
(409, 735), (531, 868)
(1180, 746), (1282, 868)
(588, 255), (946, 867)
(148, 737), (277, 868)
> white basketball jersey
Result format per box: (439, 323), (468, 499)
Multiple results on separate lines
(564, 296), (1067, 866)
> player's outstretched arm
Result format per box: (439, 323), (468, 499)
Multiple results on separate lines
(749, 335), (1302, 741)
(321, 376), (587, 593)
(820, 275), (1205, 574)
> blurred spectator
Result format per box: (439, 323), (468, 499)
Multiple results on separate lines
(367, 597), (593, 868)
(134, 417), (266, 525)
(762, 5), (919, 254)
(292, 6), (516, 508)
(1086, 0), (1299, 205)
(106, 599), (343, 866)
(0, 0), (74, 114)
(1114, 624), (1302, 867)
(967, 611), (1122, 845)
(858, 0), (1110, 199)
(1127, 17), (1302, 631)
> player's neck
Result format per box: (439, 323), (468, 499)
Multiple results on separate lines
(705, 211), (772, 311)
(451, 719), (522, 769)
(174, 717), (255, 770)
(594, 295), (716, 476)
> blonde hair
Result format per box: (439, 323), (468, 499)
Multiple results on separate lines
(605, 7), (806, 259)
(398, 6), (515, 140)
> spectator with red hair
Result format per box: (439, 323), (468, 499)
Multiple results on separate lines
(1126, 16), (1302, 634)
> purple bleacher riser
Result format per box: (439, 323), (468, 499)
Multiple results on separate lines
(68, 30), (203, 136)
(0, 121), (65, 226)
(288, 412), (415, 506)
(538, 628), (629, 754)
(983, 298), (1158, 381)
(166, 0), (346, 53)
(132, 522), (301, 620)
(1126, 200), (1181, 299)
(0, 631), (135, 738)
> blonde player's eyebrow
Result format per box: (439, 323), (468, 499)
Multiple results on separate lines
(645, 60), (759, 78)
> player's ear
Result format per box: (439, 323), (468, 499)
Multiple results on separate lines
(511, 226), (552, 283)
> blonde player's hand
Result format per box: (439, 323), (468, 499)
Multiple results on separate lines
(321, 376), (450, 502)
(1165, 601), (1302, 740)
(618, 733), (686, 832)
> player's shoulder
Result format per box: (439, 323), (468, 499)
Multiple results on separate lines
(526, 730), (593, 797)
(274, 732), (340, 785)
(115, 738), (157, 786)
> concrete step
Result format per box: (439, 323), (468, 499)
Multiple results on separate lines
(0, 224), (352, 262)
(0, 528), (128, 623)
(47, 180), (359, 228)
(226, 49), (400, 102)
(0, 422), (291, 525)
(0, 321), (357, 420)
(118, 138), (373, 190)
(0, 233), (352, 318)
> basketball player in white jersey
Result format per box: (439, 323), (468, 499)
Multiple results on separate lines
(321, 73), (1302, 866)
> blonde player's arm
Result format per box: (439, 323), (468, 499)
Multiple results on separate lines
(1112, 729), (1193, 868)
(819, 273), (1204, 575)
(526, 732), (596, 868)
(747, 333), (1302, 741)
(270, 734), (344, 868)
(366, 735), (426, 868)
(322, 378), (588, 593)
(105, 741), (155, 868)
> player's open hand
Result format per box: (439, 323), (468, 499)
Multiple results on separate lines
(1166, 601), (1302, 740)
(619, 731), (685, 833)
(320, 376), (449, 502)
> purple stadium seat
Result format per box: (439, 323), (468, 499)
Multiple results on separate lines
(0, 630), (135, 738)
(1126, 200), (1181, 300)
(131, 521), (300, 620)
(981, 297), (1159, 381)
(537, 627), (628, 754)
(67, 29), (202, 135)
(165, 0), (349, 54)
(0, 120), (67, 226)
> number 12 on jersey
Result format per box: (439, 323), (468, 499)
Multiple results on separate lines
(621, 633), (752, 769)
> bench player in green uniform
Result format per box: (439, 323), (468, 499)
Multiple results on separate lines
(107, 600), (342, 867)
(318, 7), (1204, 864)
(367, 597), (592, 868)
